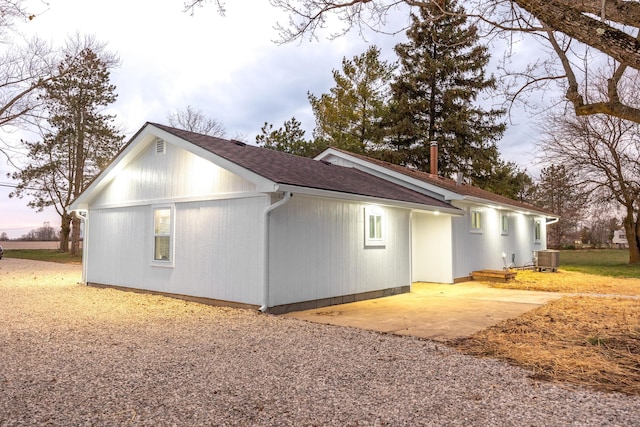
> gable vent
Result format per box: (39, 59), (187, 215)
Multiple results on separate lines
(155, 138), (166, 154)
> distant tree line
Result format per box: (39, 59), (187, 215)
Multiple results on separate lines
(0, 224), (60, 241)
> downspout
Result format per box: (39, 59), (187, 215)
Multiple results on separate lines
(408, 210), (413, 287)
(261, 191), (292, 313)
(73, 210), (88, 284)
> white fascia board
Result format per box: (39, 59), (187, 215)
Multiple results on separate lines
(277, 184), (463, 216)
(316, 148), (463, 201)
(461, 195), (557, 219)
(69, 124), (277, 211)
(316, 149), (559, 222)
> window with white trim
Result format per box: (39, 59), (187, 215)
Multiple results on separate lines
(153, 206), (173, 263)
(364, 206), (385, 247)
(470, 209), (482, 232)
(534, 219), (542, 243)
(501, 213), (509, 235)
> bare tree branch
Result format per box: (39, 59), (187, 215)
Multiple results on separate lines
(167, 105), (227, 137)
(184, 0), (640, 123)
(263, 0), (640, 68)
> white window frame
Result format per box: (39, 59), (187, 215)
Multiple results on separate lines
(501, 213), (509, 235)
(152, 205), (175, 267)
(364, 206), (385, 248)
(470, 209), (482, 233)
(534, 219), (542, 243)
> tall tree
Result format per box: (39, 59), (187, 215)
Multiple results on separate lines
(309, 46), (395, 154)
(532, 164), (587, 248)
(387, 2), (505, 182)
(476, 160), (534, 201)
(0, 2), (76, 161)
(167, 105), (227, 137)
(540, 103), (640, 264)
(256, 117), (323, 157)
(237, 0), (640, 124)
(9, 38), (124, 255)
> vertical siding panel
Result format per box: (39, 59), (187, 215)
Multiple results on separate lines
(268, 195), (411, 306)
(87, 194), (267, 305)
(451, 205), (550, 278)
(92, 141), (256, 207)
(172, 196), (266, 304)
(87, 206), (148, 287)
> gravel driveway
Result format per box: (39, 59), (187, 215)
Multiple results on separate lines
(1, 258), (639, 426)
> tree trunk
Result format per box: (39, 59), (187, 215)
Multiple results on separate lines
(70, 215), (81, 256)
(624, 211), (640, 264)
(514, 0), (640, 69)
(60, 213), (72, 252)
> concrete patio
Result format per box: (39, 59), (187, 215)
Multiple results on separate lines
(284, 281), (563, 341)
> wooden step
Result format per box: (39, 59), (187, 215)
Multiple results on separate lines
(471, 269), (517, 282)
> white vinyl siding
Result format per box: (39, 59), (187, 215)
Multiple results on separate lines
(91, 140), (257, 207)
(452, 203), (547, 279)
(268, 195), (410, 307)
(85, 195), (267, 306)
(82, 138), (269, 305)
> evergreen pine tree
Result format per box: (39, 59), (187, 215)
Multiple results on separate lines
(309, 46), (395, 153)
(387, 0), (505, 182)
(10, 46), (124, 254)
(256, 117), (323, 157)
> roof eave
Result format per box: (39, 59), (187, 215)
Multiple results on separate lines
(277, 184), (463, 215)
(316, 148), (464, 201)
(459, 195), (558, 219)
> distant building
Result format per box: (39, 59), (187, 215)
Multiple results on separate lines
(612, 229), (628, 249)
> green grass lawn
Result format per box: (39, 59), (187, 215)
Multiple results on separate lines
(560, 249), (640, 278)
(3, 249), (82, 264)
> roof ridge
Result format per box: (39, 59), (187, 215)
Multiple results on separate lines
(324, 146), (554, 216)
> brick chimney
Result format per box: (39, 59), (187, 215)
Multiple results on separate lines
(430, 141), (438, 176)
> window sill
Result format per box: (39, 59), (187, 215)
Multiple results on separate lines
(365, 240), (386, 248)
(151, 261), (174, 268)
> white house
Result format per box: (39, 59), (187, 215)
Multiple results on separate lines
(612, 229), (629, 248)
(70, 123), (556, 313)
(316, 147), (558, 283)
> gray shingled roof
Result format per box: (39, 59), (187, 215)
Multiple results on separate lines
(151, 123), (456, 211)
(323, 147), (556, 216)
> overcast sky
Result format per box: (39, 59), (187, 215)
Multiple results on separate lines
(0, 0), (543, 239)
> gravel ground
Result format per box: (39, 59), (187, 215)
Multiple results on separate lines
(1, 258), (639, 426)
